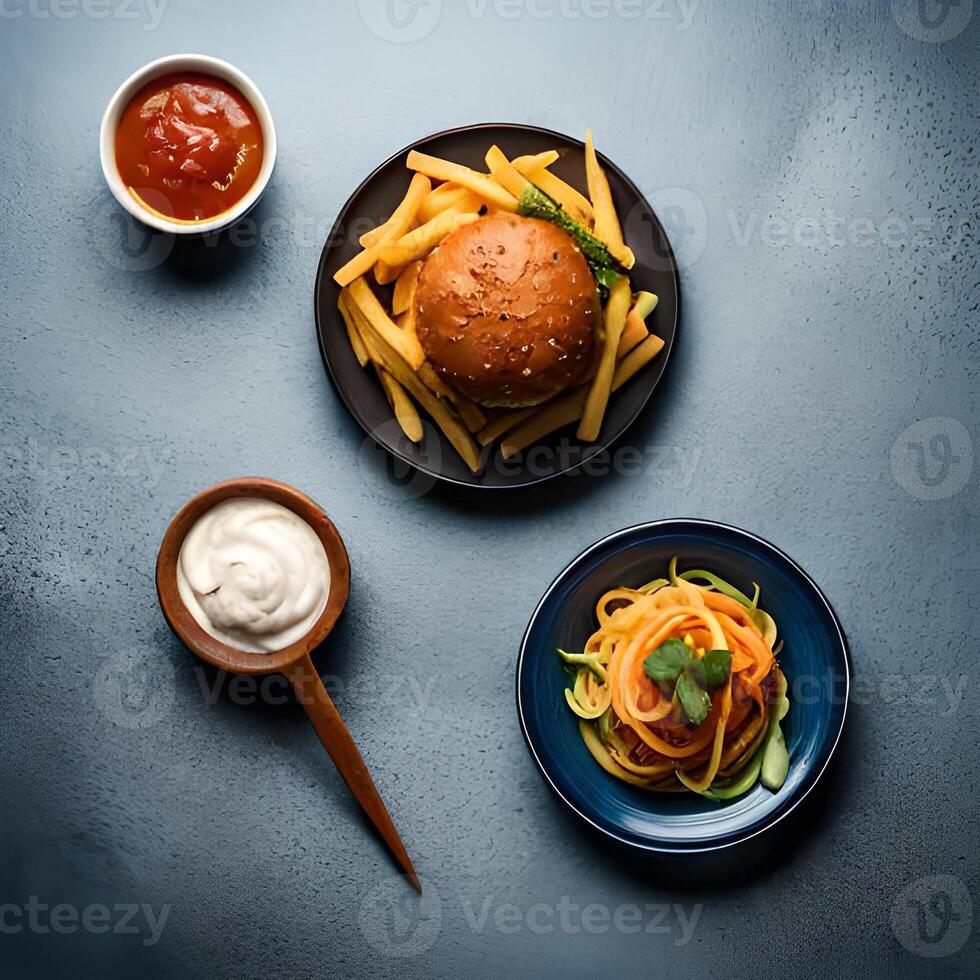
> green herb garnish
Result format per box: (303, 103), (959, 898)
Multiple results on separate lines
(642, 639), (732, 726)
(700, 649), (732, 687)
(517, 184), (623, 296)
(675, 666), (712, 727)
(642, 638), (692, 686)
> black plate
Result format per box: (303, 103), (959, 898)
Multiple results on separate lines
(314, 123), (680, 489)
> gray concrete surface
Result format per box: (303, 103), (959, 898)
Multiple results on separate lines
(1, 1), (977, 977)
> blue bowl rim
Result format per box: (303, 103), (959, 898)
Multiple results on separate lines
(515, 518), (851, 854)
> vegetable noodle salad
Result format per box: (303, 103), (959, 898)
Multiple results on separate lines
(558, 559), (790, 800)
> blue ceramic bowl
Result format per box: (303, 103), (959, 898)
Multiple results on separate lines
(516, 520), (850, 853)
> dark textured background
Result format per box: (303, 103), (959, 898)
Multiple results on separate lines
(1, 2), (977, 977)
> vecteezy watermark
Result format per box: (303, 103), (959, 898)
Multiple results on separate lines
(0, 0), (168, 31)
(457, 895), (702, 939)
(781, 668), (967, 715)
(843, 671), (967, 716)
(1, 438), (172, 517)
(194, 667), (438, 716)
(357, 877), (703, 957)
(357, 419), (441, 502)
(890, 417), (973, 501)
(94, 650), (438, 729)
(461, 0), (700, 29)
(0, 897), (171, 947)
(91, 199), (176, 273)
(93, 650), (177, 730)
(891, 0), (973, 43)
(91, 200), (375, 274)
(357, 423), (701, 497)
(625, 188), (708, 272)
(358, 0), (443, 42)
(725, 208), (971, 261)
(891, 875), (973, 957)
(358, 876), (443, 957)
(357, 0), (700, 41)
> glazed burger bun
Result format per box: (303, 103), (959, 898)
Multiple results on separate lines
(415, 212), (598, 408)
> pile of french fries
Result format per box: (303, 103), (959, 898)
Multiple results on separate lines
(334, 131), (665, 474)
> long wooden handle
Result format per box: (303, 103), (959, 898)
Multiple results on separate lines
(286, 652), (420, 892)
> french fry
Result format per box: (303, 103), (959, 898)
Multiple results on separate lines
(617, 311), (648, 359)
(418, 180), (463, 215)
(335, 174), (431, 286)
(377, 368), (423, 443)
(416, 361), (456, 401)
(377, 211), (479, 273)
(337, 292), (369, 367)
(485, 145), (532, 200)
(617, 291), (658, 357)
(501, 334), (664, 458)
(417, 363), (487, 433)
(476, 407), (535, 446)
(392, 260), (423, 316)
(616, 334), (664, 381)
(359, 172), (431, 248)
(511, 150), (559, 172)
(343, 296), (424, 443)
(346, 276), (426, 370)
(577, 276), (632, 441)
(373, 259), (399, 286)
(406, 150), (518, 212)
(500, 390), (586, 459)
(584, 129), (634, 269)
(353, 317), (424, 445)
(454, 399), (487, 435)
(440, 197), (484, 221)
(349, 302), (483, 472)
(631, 290), (659, 320)
(417, 185), (481, 223)
(334, 241), (386, 288)
(395, 305), (420, 347)
(514, 159), (594, 227)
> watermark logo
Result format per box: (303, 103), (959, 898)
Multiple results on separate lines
(724, 208), (970, 260)
(357, 427), (702, 499)
(0, 0), (168, 31)
(91, 198), (174, 273)
(358, 0), (443, 42)
(0, 897), (170, 947)
(357, 420), (440, 501)
(93, 650), (176, 729)
(891, 0), (973, 42)
(463, 0), (700, 29)
(627, 187), (708, 272)
(194, 666), (437, 716)
(357, 0), (700, 37)
(1, 436), (172, 490)
(459, 896), (702, 939)
(890, 417), (973, 500)
(891, 874), (973, 957)
(356, 881), (702, 958)
(358, 876), (442, 957)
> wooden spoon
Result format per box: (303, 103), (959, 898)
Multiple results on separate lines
(156, 476), (420, 892)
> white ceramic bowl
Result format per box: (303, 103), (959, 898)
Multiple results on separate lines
(99, 54), (277, 235)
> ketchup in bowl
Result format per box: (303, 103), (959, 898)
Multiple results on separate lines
(114, 72), (264, 222)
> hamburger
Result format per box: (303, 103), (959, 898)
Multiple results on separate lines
(415, 212), (598, 408)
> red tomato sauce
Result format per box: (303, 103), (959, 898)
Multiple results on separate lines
(115, 72), (264, 222)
